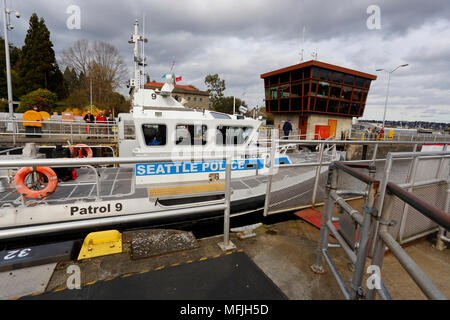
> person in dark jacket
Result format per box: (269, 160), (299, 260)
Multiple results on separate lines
(107, 113), (115, 135)
(83, 110), (95, 135)
(282, 120), (293, 139)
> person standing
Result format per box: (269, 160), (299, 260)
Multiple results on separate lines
(282, 119), (293, 140)
(107, 113), (115, 136)
(83, 110), (95, 134)
(96, 110), (107, 136)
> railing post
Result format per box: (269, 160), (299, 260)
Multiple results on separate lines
(370, 153), (393, 255)
(218, 156), (236, 251)
(70, 122), (73, 144)
(366, 192), (394, 300)
(263, 129), (277, 217)
(311, 142), (325, 207)
(350, 175), (378, 299)
(311, 164), (337, 274)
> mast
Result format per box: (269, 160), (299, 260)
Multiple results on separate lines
(128, 19), (147, 95)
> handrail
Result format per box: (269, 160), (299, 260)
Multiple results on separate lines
(312, 153), (449, 300)
(0, 155), (232, 168)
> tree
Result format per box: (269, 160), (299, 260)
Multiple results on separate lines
(0, 37), (21, 101)
(60, 40), (128, 108)
(63, 67), (80, 95)
(213, 96), (247, 115)
(17, 13), (66, 99)
(17, 88), (58, 113)
(204, 74), (225, 106)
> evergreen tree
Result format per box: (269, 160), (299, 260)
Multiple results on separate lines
(63, 67), (79, 94)
(0, 37), (21, 101)
(18, 13), (66, 98)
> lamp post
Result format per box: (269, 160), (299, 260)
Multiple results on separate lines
(2, 0), (20, 122)
(376, 64), (409, 130)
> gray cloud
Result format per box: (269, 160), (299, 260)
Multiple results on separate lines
(4, 0), (450, 122)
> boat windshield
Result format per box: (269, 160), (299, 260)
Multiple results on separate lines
(216, 126), (252, 145)
(210, 112), (231, 119)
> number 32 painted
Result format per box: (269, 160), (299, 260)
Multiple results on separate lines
(3, 248), (31, 260)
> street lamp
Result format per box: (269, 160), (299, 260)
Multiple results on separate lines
(376, 64), (409, 130)
(2, 0), (20, 122)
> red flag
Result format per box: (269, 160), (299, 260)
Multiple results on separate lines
(176, 76), (182, 82)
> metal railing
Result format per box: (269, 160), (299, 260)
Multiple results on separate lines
(261, 133), (450, 215)
(309, 153), (450, 300)
(345, 129), (450, 142)
(0, 119), (118, 144)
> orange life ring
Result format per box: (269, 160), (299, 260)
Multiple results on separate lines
(69, 144), (93, 158)
(14, 167), (58, 199)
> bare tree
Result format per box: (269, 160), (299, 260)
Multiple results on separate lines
(60, 39), (129, 106)
(60, 39), (91, 76)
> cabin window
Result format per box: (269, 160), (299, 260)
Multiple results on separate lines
(123, 120), (135, 140)
(176, 125), (207, 145)
(216, 126), (252, 145)
(142, 124), (166, 146)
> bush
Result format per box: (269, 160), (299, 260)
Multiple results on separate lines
(17, 88), (58, 113)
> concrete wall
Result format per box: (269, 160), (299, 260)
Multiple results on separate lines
(345, 144), (418, 160)
(271, 112), (352, 140)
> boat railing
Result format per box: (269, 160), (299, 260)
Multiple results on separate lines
(0, 119), (119, 144)
(0, 154), (236, 250)
(309, 151), (450, 300)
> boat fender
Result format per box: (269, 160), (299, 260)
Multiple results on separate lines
(14, 167), (58, 199)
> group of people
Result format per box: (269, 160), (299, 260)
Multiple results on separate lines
(367, 127), (385, 139)
(83, 110), (116, 135)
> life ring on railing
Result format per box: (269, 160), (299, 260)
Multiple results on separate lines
(69, 144), (93, 158)
(14, 167), (58, 199)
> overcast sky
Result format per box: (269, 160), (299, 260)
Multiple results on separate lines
(6, 0), (450, 122)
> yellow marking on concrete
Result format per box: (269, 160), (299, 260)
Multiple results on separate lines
(148, 183), (225, 198)
(186, 260), (194, 264)
(139, 269), (150, 274)
(78, 230), (123, 260)
(237, 249), (244, 252)
(213, 254), (222, 258)
(10, 297), (21, 300)
(31, 291), (44, 296)
(53, 287), (66, 293)
(171, 262), (180, 267)
(86, 280), (97, 285)
(104, 277), (116, 281)
(225, 251), (233, 255)
(155, 265), (165, 271)
(121, 273), (133, 278)
(199, 257), (208, 261)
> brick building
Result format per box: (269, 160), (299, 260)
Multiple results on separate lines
(144, 82), (210, 109)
